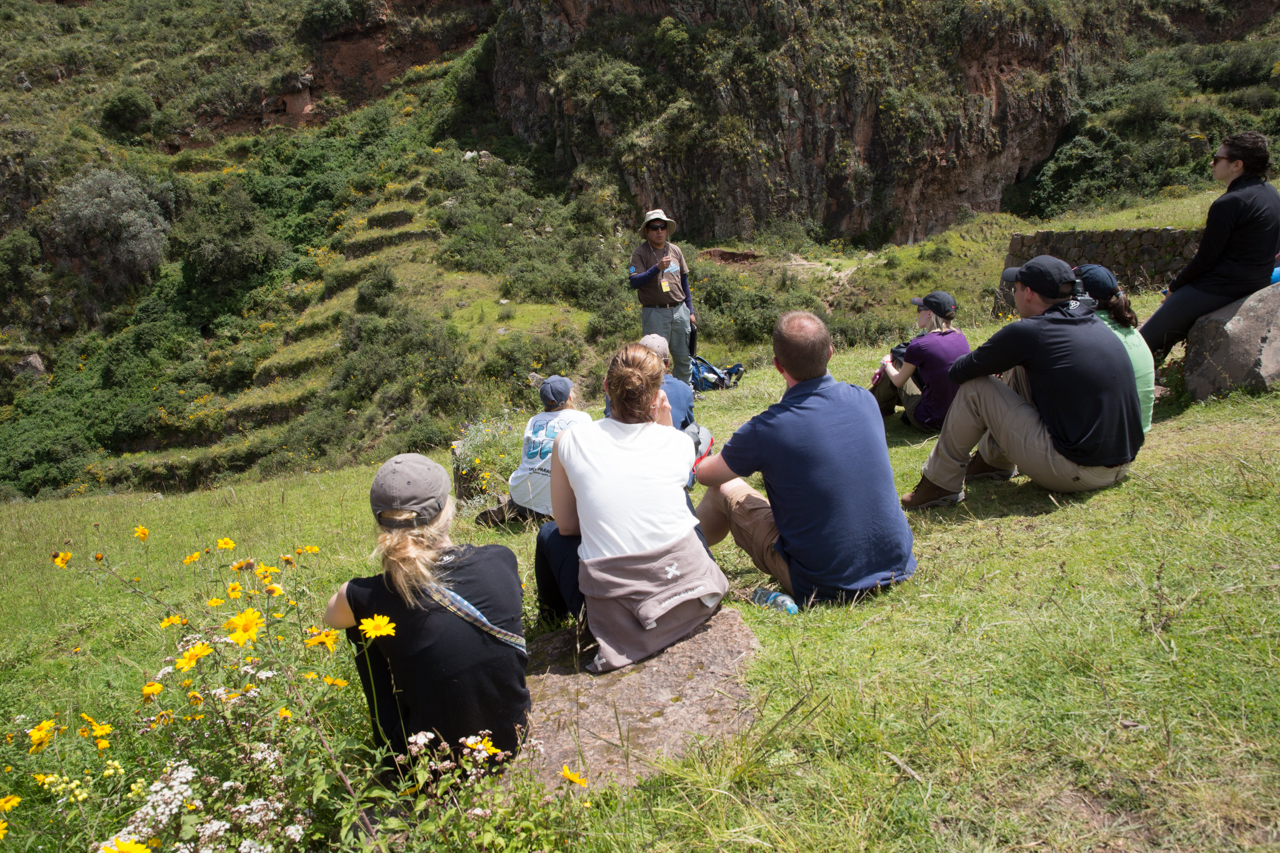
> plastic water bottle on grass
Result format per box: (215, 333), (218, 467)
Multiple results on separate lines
(752, 587), (799, 615)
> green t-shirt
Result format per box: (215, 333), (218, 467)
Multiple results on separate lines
(1100, 314), (1155, 434)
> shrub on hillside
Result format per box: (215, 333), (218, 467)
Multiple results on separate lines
(354, 264), (396, 314)
(480, 325), (584, 406)
(0, 227), (40, 298)
(99, 86), (154, 138)
(169, 179), (284, 304)
(47, 169), (172, 299)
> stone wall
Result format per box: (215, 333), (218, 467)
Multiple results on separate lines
(993, 227), (1203, 315)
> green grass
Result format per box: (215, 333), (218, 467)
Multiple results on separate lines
(2, 342), (1277, 849)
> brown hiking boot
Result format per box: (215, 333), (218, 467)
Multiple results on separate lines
(964, 452), (1015, 482)
(900, 475), (964, 510)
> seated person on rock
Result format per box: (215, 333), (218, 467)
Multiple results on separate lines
(1141, 131), (1280, 364)
(901, 256), (1145, 510)
(868, 290), (970, 432)
(477, 375), (592, 527)
(1076, 264), (1155, 434)
(325, 454), (530, 760)
(696, 311), (917, 604)
(604, 334), (695, 431)
(534, 343), (728, 673)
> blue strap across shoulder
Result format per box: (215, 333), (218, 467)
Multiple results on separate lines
(426, 584), (528, 657)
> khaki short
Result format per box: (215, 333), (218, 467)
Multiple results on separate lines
(705, 480), (794, 595)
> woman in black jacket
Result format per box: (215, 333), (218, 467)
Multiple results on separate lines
(1141, 132), (1280, 364)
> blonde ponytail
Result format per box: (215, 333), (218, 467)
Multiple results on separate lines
(372, 499), (455, 606)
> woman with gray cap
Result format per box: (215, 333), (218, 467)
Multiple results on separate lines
(868, 290), (970, 432)
(476, 375), (592, 526)
(324, 453), (530, 762)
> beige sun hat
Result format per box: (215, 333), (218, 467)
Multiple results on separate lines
(639, 208), (677, 236)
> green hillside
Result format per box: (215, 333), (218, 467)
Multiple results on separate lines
(0, 0), (1276, 499)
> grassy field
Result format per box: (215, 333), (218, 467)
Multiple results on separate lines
(1, 308), (1277, 849)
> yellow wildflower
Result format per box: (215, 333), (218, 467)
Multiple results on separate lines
(229, 559), (253, 572)
(0, 819), (7, 840)
(96, 738), (110, 750)
(159, 615), (183, 629)
(182, 551), (200, 565)
(102, 836), (149, 853)
(53, 551), (71, 568)
(188, 691), (203, 707)
(133, 526), (149, 542)
(305, 629), (340, 653)
(175, 643), (212, 672)
(216, 537), (235, 550)
(561, 765), (588, 787)
(141, 682), (163, 702)
(226, 582), (243, 599)
(206, 597), (225, 607)
(277, 708), (292, 721)
(322, 676), (348, 687)
(264, 583), (283, 597)
(0, 795), (19, 811)
(301, 671), (318, 680)
(359, 614), (396, 639)
(28, 719), (60, 754)
(222, 608), (265, 647)
(304, 545), (320, 554)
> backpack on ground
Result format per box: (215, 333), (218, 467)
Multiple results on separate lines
(691, 356), (744, 392)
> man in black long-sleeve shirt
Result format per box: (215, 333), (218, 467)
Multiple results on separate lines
(901, 256), (1145, 509)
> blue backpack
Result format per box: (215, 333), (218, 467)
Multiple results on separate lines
(691, 356), (744, 392)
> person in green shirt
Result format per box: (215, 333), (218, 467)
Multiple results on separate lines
(1076, 265), (1155, 433)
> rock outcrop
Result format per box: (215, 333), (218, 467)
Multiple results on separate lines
(493, 0), (1080, 243)
(522, 607), (758, 788)
(1184, 283), (1280, 401)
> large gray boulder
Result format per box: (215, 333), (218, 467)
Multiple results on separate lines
(1184, 283), (1280, 401)
(519, 607), (759, 788)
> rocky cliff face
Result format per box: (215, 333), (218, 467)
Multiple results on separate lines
(491, 0), (1079, 243)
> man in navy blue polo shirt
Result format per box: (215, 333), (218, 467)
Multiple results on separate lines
(695, 311), (917, 603)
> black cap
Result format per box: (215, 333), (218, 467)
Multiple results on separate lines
(909, 291), (958, 317)
(1075, 264), (1119, 301)
(1001, 255), (1078, 299)
(539, 375), (574, 407)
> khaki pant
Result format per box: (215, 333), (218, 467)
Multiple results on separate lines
(699, 480), (794, 595)
(922, 367), (1130, 494)
(869, 372), (928, 430)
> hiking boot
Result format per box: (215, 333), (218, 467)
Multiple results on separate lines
(900, 475), (964, 510)
(965, 452), (1015, 481)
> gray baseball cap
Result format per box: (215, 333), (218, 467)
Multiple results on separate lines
(369, 454), (450, 528)
(638, 333), (671, 361)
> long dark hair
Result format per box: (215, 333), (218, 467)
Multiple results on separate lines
(1099, 291), (1139, 329)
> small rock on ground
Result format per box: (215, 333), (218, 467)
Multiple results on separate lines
(520, 607), (758, 788)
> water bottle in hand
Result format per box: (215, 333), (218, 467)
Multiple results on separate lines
(752, 587), (799, 615)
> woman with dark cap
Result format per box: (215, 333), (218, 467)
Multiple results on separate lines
(1141, 131), (1280, 363)
(1077, 264), (1155, 433)
(324, 454), (529, 761)
(869, 290), (971, 432)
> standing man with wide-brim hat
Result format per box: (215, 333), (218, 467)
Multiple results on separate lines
(628, 208), (695, 384)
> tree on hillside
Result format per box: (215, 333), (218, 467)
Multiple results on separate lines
(47, 169), (171, 300)
(169, 179), (284, 303)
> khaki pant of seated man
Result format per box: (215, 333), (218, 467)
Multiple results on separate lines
(924, 367), (1130, 494)
(696, 481), (794, 595)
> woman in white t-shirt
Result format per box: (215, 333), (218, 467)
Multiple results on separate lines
(533, 344), (727, 673)
(476, 375), (591, 526)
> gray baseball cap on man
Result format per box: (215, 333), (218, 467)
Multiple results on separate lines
(370, 454), (450, 528)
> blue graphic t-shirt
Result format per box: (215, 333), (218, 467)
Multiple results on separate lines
(718, 375), (916, 601)
(507, 409), (593, 515)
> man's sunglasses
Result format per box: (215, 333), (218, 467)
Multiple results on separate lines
(647, 222), (667, 231)
(1211, 155), (1234, 165)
